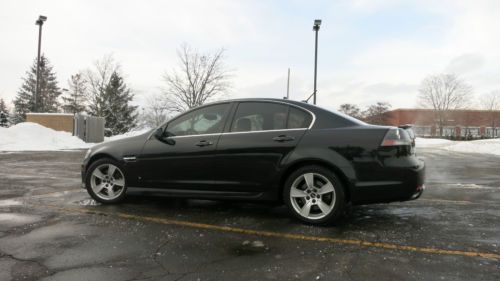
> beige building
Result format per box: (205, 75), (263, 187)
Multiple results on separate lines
(26, 113), (74, 133)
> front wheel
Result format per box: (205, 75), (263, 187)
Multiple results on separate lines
(85, 158), (127, 204)
(283, 165), (345, 225)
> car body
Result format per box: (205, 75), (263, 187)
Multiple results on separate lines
(82, 98), (425, 224)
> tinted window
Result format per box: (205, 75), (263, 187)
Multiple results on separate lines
(288, 107), (312, 129)
(231, 102), (288, 132)
(167, 103), (229, 136)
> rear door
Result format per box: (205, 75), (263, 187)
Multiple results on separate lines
(214, 101), (313, 191)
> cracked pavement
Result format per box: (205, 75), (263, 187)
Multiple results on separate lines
(0, 149), (499, 280)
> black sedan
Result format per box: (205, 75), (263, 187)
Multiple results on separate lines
(82, 98), (425, 224)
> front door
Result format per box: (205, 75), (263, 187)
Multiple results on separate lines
(138, 103), (231, 190)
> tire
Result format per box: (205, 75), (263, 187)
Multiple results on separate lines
(283, 165), (345, 225)
(85, 158), (127, 204)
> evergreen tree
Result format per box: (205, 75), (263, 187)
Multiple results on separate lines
(0, 98), (9, 127)
(62, 73), (87, 113)
(13, 55), (61, 121)
(101, 72), (138, 136)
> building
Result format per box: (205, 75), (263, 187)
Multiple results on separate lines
(26, 113), (74, 133)
(381, 109), (500, 138)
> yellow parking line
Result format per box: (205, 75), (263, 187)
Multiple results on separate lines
(41, 204), (500, 260)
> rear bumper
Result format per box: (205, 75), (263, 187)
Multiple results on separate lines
(351, 158), (425, 205)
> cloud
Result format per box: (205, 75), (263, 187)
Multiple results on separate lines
(445, 53), (485, 75)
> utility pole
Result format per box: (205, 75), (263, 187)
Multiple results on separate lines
(286, 68), (290, 99)
(34, 15), (47, 112)
(312, 19), (321, 105)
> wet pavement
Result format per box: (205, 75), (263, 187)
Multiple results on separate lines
(0, 149), (499, 281)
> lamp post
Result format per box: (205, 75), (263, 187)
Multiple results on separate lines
(312, 19), (321, 105)
(34, 15), (47, 113)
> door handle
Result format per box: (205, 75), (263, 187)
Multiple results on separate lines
(272, 135), (295, 142)
(195, 140), (213, 147)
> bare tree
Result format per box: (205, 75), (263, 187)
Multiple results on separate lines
(139, 93), (171, 128)
(85, 55), (121, 116)
(338, 103), (362, 119)
(162, 44), (232, 113)
(62, 73), (87, 114)
(418, 73), (473, 136)
(362, 102), (391, 125)
(480, 90), (500, 136)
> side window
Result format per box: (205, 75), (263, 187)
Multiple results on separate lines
(231, 102), (288, 132)
(167, 103), (229, 136)
(288, 107), (312, 129)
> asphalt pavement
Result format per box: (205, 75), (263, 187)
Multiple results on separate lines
(0, 148), (499, 281)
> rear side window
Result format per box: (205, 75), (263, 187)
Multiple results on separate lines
(231, 102), (288, 132)
(288, 107), (312, 129)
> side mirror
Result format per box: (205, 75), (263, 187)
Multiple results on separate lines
(154, 127), (175, 145)
(154, 127), (165, 140)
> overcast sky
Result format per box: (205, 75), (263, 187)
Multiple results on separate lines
(1, 0), (499, 112)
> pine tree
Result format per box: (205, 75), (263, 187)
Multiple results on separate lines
(101, 72), (138, 136)
(62, 73), (87, 113)
(13, 55), (61, 121)
(0, 98), (9, 127)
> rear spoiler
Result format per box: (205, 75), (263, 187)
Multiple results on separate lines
(398, 124), (416, 147)
(398, 124), (413, 130)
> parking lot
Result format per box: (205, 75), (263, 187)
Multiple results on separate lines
(0, 148), (499, 281)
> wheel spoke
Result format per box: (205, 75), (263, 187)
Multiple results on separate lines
(93, 183), (105, 193)
(93, 168), (105, 180)
(318, 182), (334, 195)
(300, 201), (313, 217)
(107, 165), (117, 177)
(290, 188), (307, 198)
(106, 186), (115, 197)
(113, 178), (125, 187)
(303, 173), (315, 189)
(317, 200), (331, 214)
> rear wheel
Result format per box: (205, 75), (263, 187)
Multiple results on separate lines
(283, 165), (345, 225)
(85, 158), (127, 204)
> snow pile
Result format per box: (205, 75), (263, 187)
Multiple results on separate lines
(445, 138), (500, 156)
(0, 122), (92, 151)
(0, 122), (152, 152)
(415, 138), (453, 147)
(416, 137), (500, 156)
(105, 128), (151, 141)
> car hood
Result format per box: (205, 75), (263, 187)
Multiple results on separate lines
(88, 130), (153, 159)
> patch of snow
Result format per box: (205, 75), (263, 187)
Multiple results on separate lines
(105, 128), (151, 141)
(0, 123), (153, 152)
(416, 137), (500, 156)
(0, 122), (93, 151)
(415, 138), (453, 147)
(444, 138), (500, 156)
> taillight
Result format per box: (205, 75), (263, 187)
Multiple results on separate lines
(380, 128), (412, 146)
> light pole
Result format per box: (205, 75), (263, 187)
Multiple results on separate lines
(312, 19), (321, 105)
(34, 15), (47, 113)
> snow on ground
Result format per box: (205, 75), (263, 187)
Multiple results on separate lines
(0, 122), (92, 151)
(416, 137), (500, 156)
(0, 122), (151, 152)
(105, 128), (151, 141)
(415, 138), (453, 147)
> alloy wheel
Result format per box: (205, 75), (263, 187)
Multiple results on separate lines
(289, 172), (336, 220)
(90, 164), (126, 201)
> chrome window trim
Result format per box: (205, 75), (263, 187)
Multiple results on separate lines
(149, 100), (316, 139)
(168, 128), (307, 139)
